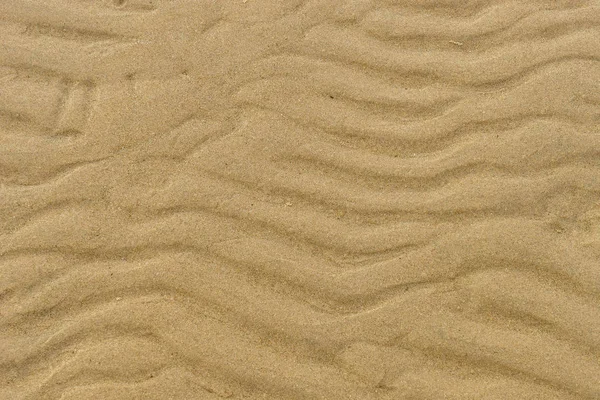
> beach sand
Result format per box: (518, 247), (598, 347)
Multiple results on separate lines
(1, 0), (600, 399)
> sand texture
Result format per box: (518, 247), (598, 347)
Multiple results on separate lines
(1, 0), (600, 399)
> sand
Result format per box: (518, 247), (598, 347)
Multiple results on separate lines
(1, 0), (600, 399)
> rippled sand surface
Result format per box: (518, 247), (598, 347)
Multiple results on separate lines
(1, 1), (600, 399)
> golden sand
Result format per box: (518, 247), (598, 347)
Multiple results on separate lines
(1, 0), (600, 398)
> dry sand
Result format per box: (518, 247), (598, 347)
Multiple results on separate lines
(1, 0), (600, 399)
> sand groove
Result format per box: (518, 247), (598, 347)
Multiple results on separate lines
(1, 0), (599, 399)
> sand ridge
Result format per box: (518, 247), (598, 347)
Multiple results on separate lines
(1, 0), (600, 399)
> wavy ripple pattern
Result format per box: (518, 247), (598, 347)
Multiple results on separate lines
(1, 0), (600, 399)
